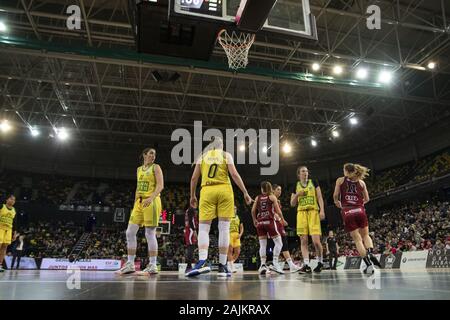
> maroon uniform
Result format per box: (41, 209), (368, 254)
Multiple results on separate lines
(256, 194), (281, 238)
(184, 207), (198, 245)
(339, 177), (368, 233)
(275, 201), (286, 237)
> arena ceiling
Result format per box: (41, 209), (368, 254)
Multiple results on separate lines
(0, 0), (450, 164)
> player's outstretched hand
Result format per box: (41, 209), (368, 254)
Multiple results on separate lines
(190, 196), (198, 208)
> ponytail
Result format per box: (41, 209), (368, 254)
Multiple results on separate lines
(261, 181), (273, 195)
(344, 163), (370, 180)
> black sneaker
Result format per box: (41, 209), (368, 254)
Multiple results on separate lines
(313, 262), (324, 273)
(331, 266), (337, 270)
(217, 263), (231, 277)
(298, 264), (312, 274)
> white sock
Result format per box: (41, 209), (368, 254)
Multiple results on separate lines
(318, 256), (323, 263)
(259, 239), (267, 265)
(219, 254), (228, 265)
(273, 237), (283, 267)
(150, 256), (157, 265)
(287, 258), (295, 268)
(218, 220), (231, 265)
(198, 223), (211, 261)
(125, 224), (139, 262)
(304, 258), (310, 266)
(273, 257), (279, 266)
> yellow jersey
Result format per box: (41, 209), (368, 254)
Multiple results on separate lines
(136, 164), (158, 198)
(0, 204), (16, 229)
(200, 149), (231, 187)
(296, 179), (319, 211)
(230, 215), (241, 234)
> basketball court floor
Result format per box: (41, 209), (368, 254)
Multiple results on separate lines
(0, 269), (449, 300)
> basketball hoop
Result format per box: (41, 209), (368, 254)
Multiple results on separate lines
(217, 29), (256, 70)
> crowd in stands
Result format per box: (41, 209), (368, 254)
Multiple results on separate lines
(1, 148), (449, 212)
(5, 198), (449, 270)
(333, 200), (450, 256)
(2, 147), (450, 269)
(7, 221), (83, 258)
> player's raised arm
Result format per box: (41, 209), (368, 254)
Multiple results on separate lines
(333, 177), (344, 209)
(226, 152), (252, 205)
(190, 163), (201, 208)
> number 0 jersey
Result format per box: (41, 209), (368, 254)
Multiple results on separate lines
(200, 149), (231, 187)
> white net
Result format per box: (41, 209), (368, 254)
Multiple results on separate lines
(218, 29), (256, 70)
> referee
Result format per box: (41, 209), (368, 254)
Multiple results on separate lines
(326, 230), (339, 270)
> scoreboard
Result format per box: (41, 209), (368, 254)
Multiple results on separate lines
(174, 0), (237, 21)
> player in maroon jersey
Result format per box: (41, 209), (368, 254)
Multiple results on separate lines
(273, 184), (300, 273)
(184, 206), (198, 273)
(333, 163), (381, 274)
(251, 181), (284, 275)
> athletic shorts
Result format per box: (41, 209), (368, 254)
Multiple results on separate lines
(129, 196), (162, 227)
(297, 209), (321, 236)
(256, 220), (281, 238)
(199, 184), (234, 221)
(0, 227), (12, 245)
(341, 206), (368, 233)
(230, 232), (241, 248)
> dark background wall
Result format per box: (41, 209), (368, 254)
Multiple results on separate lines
(1, 117), (449, 185)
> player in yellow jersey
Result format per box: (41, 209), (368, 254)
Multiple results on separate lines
(227, 206), (244, 273)
(290, 166), (326, 274)
(187, 137), (252, 277)
(117, 148), (164, 275)
(0, 195), (17, 272)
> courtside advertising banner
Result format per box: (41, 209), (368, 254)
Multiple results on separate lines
(400, 250), (428, 270)
(380, 252), (402, 269)
(344, 256), (362, 269)
(426, 249), (450, 268)
(5, 256), (38, 269)
(40, 258), (120, 270)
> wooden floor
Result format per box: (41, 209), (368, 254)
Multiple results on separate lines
(0, 269), (449, 300)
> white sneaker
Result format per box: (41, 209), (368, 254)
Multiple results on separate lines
(258, 264), (268, 275)
(117, 261), (135, 274)
(289, 264), (301, 273)
(143, 263), (159, 274)
(269, 264), (285, 274)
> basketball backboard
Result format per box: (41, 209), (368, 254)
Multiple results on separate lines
(170, 0), (317, 39)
